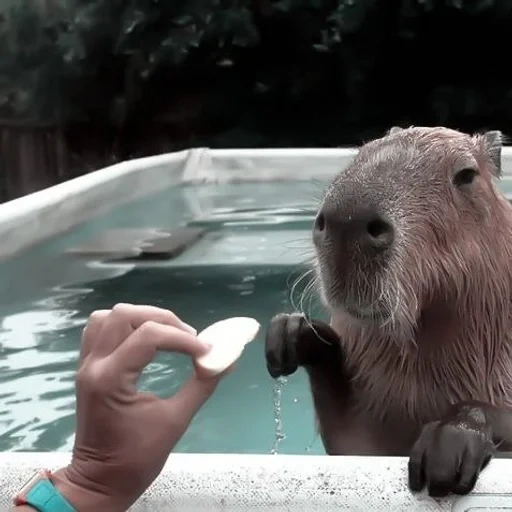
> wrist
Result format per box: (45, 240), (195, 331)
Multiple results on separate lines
(50, 467), (126, 512)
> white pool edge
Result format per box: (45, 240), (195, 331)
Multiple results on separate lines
(0, 453), (510, 510)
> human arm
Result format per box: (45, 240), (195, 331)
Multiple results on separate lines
(12, 303), (223, 511)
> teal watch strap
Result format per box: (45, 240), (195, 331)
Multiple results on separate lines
(25, 480), (76, 512)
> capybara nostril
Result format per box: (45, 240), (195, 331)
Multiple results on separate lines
(366, 217), (394, 249)
(313, 210), (328, 247)
(313, 203), (394, 253)
(314, 212), (326, 233)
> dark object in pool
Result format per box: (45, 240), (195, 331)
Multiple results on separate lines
(112, 226), (207, 261)
(266, 126), (512, 498)
(66, 226), (206, 261)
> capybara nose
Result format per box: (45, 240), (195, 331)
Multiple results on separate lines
(314, 206), (394, 251)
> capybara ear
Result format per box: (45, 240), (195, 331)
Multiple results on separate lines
(387, 126), (403, 136)
(482, 130), (503, 177)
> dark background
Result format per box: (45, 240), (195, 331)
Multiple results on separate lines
(0, 0), (510, 202)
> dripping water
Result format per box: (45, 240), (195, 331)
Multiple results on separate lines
(270, 376), (287, 454)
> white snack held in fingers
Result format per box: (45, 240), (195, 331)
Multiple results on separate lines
(196, 317), (260, 375)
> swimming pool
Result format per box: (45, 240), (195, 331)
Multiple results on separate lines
(0, 181), (327, 454)
(1, 147), (512, 510)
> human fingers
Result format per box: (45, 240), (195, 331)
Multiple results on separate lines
(108, 320), (210, 375)
(111, 303), (197, 334)
(92, 303), (197, 358)
(79, 309), (110, 364)
(162, 374), (221, 433)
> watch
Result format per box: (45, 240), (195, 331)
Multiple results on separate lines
(13, 469), (77, 511)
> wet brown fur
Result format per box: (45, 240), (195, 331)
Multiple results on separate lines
(315, 126), (512, 429)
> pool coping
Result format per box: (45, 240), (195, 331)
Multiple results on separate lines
(0, 452), (510, 510)
(3, 145), (512, 261)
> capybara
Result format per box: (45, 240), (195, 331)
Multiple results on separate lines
(266, 126), (512, 497)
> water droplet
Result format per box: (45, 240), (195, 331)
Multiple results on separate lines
(270, 376), (287, 454)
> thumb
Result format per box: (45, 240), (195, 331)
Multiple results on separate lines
(164, 373), (222, 427)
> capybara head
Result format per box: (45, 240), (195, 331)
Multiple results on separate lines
(313, 126), (512, 340)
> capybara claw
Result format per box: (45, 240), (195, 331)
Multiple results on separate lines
(265, 313), (302, 379)
(265, 313), (341, 379)
(408, 409), (495, 497)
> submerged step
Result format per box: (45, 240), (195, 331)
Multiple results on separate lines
(66, 227), (208, 261)
(87, 229), (313, 269)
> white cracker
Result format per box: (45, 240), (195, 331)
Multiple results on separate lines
(195, 317), (260, 376)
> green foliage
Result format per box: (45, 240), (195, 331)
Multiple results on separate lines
(0, 0), (262, 124)
(0, 0), (81, 122)
(0, 0), (511, 145)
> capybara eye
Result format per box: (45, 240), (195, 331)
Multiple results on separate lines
(315, 213), (326, 232)
(453, 168), (479, 187)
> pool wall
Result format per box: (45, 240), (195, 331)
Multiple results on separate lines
(1, 147), (512, 509)
(1, 453), (511, 511)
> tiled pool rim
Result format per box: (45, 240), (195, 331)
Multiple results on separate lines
(1, 147), (511, 510)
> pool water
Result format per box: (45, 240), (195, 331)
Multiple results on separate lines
(0, 181), (329, 454)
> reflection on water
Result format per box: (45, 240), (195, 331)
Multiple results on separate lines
(0, 306), (84, 451)
(0, 264), (326, 454)
(0, 309), (85, 350)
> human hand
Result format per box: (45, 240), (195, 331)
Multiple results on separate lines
(265, 313), (342, 379)
(51, 303), (222, 511)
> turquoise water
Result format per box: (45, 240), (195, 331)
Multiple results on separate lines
(0, 181), (328, 454)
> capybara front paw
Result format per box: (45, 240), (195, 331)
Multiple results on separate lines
(408, 418), (495, 497)
(265, 313), (340, 379)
